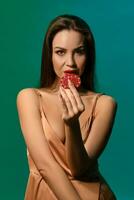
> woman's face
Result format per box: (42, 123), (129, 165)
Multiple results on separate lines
(52, 29), (87, 78)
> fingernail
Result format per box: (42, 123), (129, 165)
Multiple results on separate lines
(68, 79), (72, 85)
(60, 86), (63, 91)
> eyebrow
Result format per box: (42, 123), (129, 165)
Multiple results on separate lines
(54, 45), (85, 50)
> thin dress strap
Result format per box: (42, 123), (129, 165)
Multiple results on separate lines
(33, 88), (104, 120)
(32, 88), (44, 117)
(90, 93), (104, 118)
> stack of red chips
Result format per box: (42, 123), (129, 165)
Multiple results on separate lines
(60, 71), (81, 89)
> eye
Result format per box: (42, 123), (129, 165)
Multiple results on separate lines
(55, 50), (65, 56)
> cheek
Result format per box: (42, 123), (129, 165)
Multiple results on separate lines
(77, 56), (86, 74)
(52, 55), (63, 77)
(52, 54), (58, 66)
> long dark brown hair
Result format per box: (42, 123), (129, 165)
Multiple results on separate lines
(39, 14), (96, 91)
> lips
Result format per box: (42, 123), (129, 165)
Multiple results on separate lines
(64, 69), (77, 73)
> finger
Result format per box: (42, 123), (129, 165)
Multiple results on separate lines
(64, 87), (79, 114)
(60, 87), (74, 116)
(68, 80), (85, 112)
(58, 92), (69, 121)
(58, 92), (68, 114)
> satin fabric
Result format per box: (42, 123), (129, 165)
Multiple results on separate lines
(24, 89), (116, 200)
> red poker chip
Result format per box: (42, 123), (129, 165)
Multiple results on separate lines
(60, 72), (81, 89)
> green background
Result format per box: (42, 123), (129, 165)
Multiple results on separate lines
(0, 0), (133, 199)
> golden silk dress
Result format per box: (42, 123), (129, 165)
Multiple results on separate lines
(24, 89), (116, 200)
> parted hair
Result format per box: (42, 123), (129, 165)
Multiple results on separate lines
(39, 14), (96, 91)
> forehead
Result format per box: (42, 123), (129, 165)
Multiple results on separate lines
(52, 30), (85, 48)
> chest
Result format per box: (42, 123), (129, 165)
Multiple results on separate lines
(41, 94), (94, 144)
(41, 96), (66, 143)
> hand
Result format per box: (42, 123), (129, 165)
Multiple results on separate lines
(58, 80), (85, 124)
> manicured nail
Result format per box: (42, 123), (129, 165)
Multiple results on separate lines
(60, 86), (64, 91)
(68, 79), (72, 85)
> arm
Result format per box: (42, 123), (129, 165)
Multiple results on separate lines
(84, 95), (117, 158)
(16, 88), (81, 200)
(59, 82), (117, 178)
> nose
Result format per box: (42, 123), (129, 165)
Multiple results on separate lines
(66, 54), (76, 68)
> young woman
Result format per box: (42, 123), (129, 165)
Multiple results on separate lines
(16, 14), (117, 200)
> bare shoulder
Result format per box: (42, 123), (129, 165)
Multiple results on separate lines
(16, 88), (40, 108)
(98, 94), (117, 106)
(16, 87), (39, 98)
(95, 93), (118, 116)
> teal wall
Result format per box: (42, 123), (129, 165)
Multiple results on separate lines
(0, 0), (133, 199)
